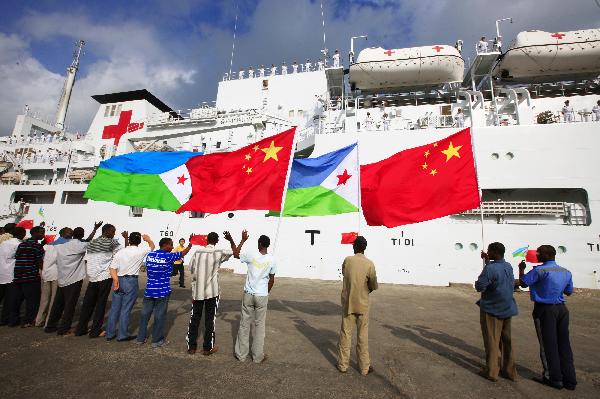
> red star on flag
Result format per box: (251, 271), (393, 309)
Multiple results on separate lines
(336, 169), (352, 186)
(177, 174), (188, 185)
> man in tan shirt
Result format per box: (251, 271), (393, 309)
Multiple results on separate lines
(337, 236), (378, 375)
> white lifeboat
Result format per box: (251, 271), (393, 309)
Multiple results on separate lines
(349, 45), (464, 92)
(494, 29), (600, 82)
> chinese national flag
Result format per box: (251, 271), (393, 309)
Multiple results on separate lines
(177, 127), (296, 214)
(341, 232), (358, 244)
(190, 234), (208, 246)
(16, 219), (34, 230)
(360, 128), (480, 227)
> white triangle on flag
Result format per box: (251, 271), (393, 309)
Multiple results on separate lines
(320, 145), (359, 207)
(159, 164), (192, 206)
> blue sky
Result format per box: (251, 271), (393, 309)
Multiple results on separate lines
(1, 0), (599, 133)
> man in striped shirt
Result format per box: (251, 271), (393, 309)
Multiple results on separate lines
(75, 224), (121, 338)
(186, 231), (244, 355)
(9, 225), (45, 327)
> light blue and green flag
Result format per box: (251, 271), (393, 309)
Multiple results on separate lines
(278, 143), (359, 216)
(512, 246), (529, 258)
(84, 151), (202, 211)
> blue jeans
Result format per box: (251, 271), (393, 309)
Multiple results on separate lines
(106, 276), (139, 340)
(137, 295), (169, 344)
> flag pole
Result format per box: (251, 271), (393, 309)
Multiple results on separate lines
(468, 120), (486, 255)
(273, 127), (298, 257)
(356, 136), (362, 234)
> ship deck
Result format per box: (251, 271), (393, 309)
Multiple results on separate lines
(1, 272), (599, 398)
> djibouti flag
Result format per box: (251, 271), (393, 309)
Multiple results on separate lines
(84, 151), (202, 211)
(279, 143), (359, 216)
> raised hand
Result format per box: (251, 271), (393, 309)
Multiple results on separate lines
(142, 234), (151, 242)
(241, 229), (249, 241)
(223, 231), (233, 242)
(121, 231), (128, 239)
(94, 221), (104, 230)
(518, 260), (527, 270)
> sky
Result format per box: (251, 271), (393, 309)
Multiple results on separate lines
(0, 0), (599, 134)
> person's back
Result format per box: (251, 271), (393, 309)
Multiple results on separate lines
(56, 239), (88, 287)
(341, 253), (378, 315)
(475, 259), (518, 318)
(524, 262), (572, 304)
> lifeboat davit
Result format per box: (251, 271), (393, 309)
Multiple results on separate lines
(349, 45), (464, 92)
(494, 29), (600, 82)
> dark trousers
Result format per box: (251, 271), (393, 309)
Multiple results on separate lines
(8, 280), (41, 326)
(75, 278), (112, 337)
(45, 280), (83, 334)
(0, 283), (12, 324)
(533, 303), (577, 387)
(186, 296), (219, 351)
(171, 264), (184, 287)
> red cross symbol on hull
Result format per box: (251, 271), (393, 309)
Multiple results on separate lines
(383, 49), (395, 56)
(551, 32), (566, 40)
(432, 45), (444, 53)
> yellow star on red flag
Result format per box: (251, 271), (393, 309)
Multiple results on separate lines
(261, 140), (283, 162)
(441, 142), (462, 162)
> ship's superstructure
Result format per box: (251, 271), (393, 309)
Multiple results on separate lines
(1, 25), (600, 289)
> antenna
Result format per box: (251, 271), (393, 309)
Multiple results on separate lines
(320, 0), (328, 62)
(228, 4), (239, 79)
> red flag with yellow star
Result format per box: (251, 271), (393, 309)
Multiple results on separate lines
(177, 127), (296, 214)
(360, 128), (480, 227)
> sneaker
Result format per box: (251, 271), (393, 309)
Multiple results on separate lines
(117, 335), (137, 342)
(152, 339), (170, 348)
(202, 346), (219, 356)
(135, 339), (146, 345)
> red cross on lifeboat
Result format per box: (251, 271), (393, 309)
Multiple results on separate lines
(102, 110), (145, 145)
(432, 45), (444, 53)
(383, 49), (395, 56)
(551, 32), (566, 40)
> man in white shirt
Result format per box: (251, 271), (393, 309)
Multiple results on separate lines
(238, 68), (245, 79)
(35, 227), (72, 327)
(364, 112), (374, 131)
(186, 231), (243, 355)
(592, 100), (600, 121)
(455, 108), (465, 128)
(292, 61), (299, 74)
(105, 232), (154, 342)
(304, 59), (312, 72)
(562, 100), (574, 123)
(333, 49), (340, 68)
(478, 36), (489, 53)
(248, 67), (255, 78)
(281, 62), (287, 75)
(270, 64), (277, 76)
(45, 222), (102, 335)
(234, 233), (276, 363)
(75, 224), (121, 338)
(0, 227), (26, 325)
(258, 65), (265, 77)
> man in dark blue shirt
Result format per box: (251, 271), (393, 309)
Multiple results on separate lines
(475, 242), (518, 382)
(519, 245), (576, 391)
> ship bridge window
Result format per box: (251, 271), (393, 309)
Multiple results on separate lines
(12, 191), (56, 204)
(452, 188), (591, 226)
(189, 212), (206, 219)
(289, 110), (295, 118)
(104, 106), (110, 117)
(110, 105), (117, 117)
(61, 191), (88, 205)
(115, 104), (122, 117)
(130, 207), (143, 217)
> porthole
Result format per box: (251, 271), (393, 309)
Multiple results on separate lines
(491, 153), (499, 160)
(505, 152), (514, 160)
(228, 212), (234, 219)
(454, 243), (463, 250)
(557, 246), (567, 254)
(469, 243), (478, 251)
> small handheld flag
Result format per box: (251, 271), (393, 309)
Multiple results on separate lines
(512, 246), (528, 258)
(525, 250), (539, 263)
(190, 234), (208, 246)
(341, 232), (358, 244)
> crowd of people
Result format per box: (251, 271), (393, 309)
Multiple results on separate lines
(0, 221), (579, 387)
(231, 50), (342, 80)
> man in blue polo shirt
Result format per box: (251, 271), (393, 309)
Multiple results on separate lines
(475, 242), (518, 382)
(519, 245), (576, 391)
(136, 236), (192, 348)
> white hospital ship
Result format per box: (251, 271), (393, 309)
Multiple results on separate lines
(1, 25), (600, 288)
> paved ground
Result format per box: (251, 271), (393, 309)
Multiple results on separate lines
(0, 272), (599, 399)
